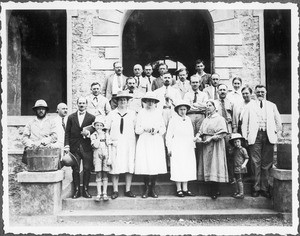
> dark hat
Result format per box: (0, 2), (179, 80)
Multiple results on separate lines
(61, 152), (79, 168)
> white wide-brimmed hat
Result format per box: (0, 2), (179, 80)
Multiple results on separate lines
(174, 100), (191, 113)
(115, 91), (133, 100)
(141, 92), (160, 104)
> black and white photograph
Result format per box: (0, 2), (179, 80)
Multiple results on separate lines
(1, 1), (299, 235)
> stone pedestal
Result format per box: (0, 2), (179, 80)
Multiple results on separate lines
(17, 170), (64, 215)
(270, 168), (292, 213)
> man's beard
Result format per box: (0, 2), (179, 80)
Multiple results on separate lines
(164, 81), (170, 86)
(36, 111), (46, 119)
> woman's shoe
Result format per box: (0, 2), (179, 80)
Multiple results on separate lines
(234, 193), (244, 199)
(125, 191), (136, 198)
(103, 194), (109, 201)
(94, 195), (102, 202)
(183, 190), (195, 197)
(176, 190), (185, 197)
(111, 191), (119, 200)
(142, 185), (149, 198)
(211, 195), (218, 200)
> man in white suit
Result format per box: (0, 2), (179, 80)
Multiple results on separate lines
(86, 82), (111, 116)
(102, 61), (127, 109)
(241, 85), (282, 198)
(155, 72), (181, 126)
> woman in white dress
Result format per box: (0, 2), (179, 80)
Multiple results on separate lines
(135, 92), (167, 198)
(166, 100), (197, 197)
(106, 91), (137, 199)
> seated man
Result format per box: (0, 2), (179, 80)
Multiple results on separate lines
(22, 99), (58, 163)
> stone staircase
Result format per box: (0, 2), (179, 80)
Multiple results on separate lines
(57, 173), (279, 223)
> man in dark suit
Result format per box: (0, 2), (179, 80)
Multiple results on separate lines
(64, 97), (96, 198)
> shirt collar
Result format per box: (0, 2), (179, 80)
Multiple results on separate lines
(34, 116), (48, 122)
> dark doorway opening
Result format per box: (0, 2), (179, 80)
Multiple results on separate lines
(264, 10), (291, 114)
(8, 10), (67, 115)
(122, 10), (212, 78)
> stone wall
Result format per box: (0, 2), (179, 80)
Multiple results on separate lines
(71, 10), (111, 111)
(229, 10), (261, 88)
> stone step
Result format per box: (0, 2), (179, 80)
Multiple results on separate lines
(84, 181), (253, 196)
(57, 208), (278, 223)
(62, 195), (273, 211)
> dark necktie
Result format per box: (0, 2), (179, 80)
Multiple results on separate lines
(62, 117), (66, 131)
(221, 99), (227, 120)
(193, 91), (198, 103)
(260, 101), (263, 108)
(214, 87), (218, 100)
(118, 113), (127, 134)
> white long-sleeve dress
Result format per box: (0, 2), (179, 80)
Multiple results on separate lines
(166, 114), (197, 182)
(106, 108), (136, 174)
(134, 108), (167, 175)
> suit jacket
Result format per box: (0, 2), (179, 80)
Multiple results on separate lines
(241, 100), (282, 145)
(65, 111), (96, 153)
(86, 94), (111, 116)
(151, 76), (164, 91)
(101, 73), (127, 101)
(203, 85), (219, 100)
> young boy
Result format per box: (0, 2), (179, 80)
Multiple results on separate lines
(229, 133), (249, 199)
(90, 116), (112, 201)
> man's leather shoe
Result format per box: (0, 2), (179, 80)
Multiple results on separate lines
(124, 191), (136, 198)
(260, 190), (271, 199)
(111, 191), (119, 199)
(72, 189), (81, 199)
(82, 188), (92, 198)
(251, 191), (259, 197)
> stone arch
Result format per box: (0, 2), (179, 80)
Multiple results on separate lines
(121, 9), (214, 77)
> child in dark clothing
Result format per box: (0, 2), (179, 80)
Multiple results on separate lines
(229, 133), (249, 199)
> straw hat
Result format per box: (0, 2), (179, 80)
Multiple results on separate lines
(174, 100), (191, 113)
(141, 92), (160, 104)
(115, 91), (133, 100)
(229, 133), (245, 145)
(32, 99), (49, 111)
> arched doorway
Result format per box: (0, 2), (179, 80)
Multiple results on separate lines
(7, 10), (67, 115)
(122, 10), (213, 78)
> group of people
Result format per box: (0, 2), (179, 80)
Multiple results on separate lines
(22, 59), (282, 202)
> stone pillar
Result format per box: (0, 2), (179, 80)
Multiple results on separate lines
(17, 170), (64, 215)
(270, 168), (292, 213)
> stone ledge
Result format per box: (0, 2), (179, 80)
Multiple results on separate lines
(270, 168), (292, 181)
(17, 170), (64, 183)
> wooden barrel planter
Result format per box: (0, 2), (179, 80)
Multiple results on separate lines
(26, 147), (61, 172)
(276, 143), (292, 170)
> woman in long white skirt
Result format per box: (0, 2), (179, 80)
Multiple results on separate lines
(135, 92), (167, 198)
(166, 100), (197, 197)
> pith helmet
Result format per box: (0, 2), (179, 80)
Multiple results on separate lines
(229, 133), (245, 145)
(32, 99), (49, 111)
